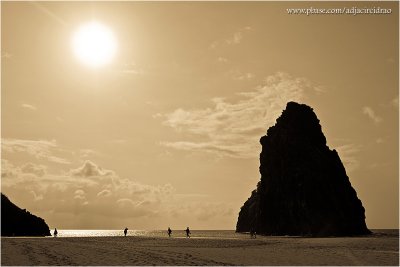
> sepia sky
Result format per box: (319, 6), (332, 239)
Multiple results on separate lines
(1, 1), (398, 230)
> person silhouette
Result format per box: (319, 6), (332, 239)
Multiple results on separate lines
(54, 228), (58, 237)
(185, 227), (191, 238)
(167, 227), (172, 237)
(250, 227), (257, 239)
(124, 227), (128, 237)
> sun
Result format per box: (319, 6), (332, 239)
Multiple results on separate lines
(72, 21), (117, 68)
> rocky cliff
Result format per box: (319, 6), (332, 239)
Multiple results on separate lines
(236, 102), (370, 236)
(1, 193), (51, 236)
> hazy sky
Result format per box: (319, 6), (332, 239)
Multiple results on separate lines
(1, 1), (398, 230)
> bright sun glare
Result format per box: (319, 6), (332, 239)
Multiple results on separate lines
(72, 21), (117, 68)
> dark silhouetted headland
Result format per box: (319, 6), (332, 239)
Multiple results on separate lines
(1, 193), (51, 236)
(236, 102), (371, 237)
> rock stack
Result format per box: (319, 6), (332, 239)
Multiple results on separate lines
(236, 102), (370, 236)
(1, 193), (51, 236)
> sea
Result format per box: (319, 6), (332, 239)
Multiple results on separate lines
(54, 230), (242, 238)
(54, 229), (398, 238)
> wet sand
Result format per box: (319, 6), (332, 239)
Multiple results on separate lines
(1, 233), (398, 266)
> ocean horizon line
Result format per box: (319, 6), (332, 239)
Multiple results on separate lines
(14, 228), (397, 238)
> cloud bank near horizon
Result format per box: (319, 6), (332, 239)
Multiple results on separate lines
(1, 160), (235, 229)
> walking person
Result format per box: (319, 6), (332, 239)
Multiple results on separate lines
(250, 227), (257, 239)
(167, 227), (172, 237)
(54, 228), (58, 237)
(124, 227), (128, 237)
(185, 227), (191, 238)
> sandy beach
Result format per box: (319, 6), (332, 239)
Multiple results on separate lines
(1, 232), (398, 266)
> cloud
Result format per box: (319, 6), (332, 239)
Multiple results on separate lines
(159, 72), (322, 158)
(2, 161), (174, 220)
(1, 160), (48, 187)
(362, 106), (382, 124)
(161, 141), (254, 158)
(2, 159), (238, 228)
(226, 31), (243, 45)
(121, 69), (145, 75)
(226, 69), (256, 81)
(21, 103), (37, 111)
(78, 149), (99, 159)
(20, 162), (47, 177)
(74, 189), (86, 200)
(217, 57), (228, 63)
(233, 72), (255, 81)
(1, 138), (70, 164)
(336, 144), (361, 172)
(97, 189), (112, 197)
(120, 62), (145, 75)
(69, 160), (114, 177)
(210, 26), (253, 49)
(1, 159), (19, 179)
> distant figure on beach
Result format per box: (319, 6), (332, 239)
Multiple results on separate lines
(124, 227), (128, 237)
(250, 228), (256, 239)
(185, 227), (191, 238)
(167, 227), (172, 237)
(54, 228), (58, 237)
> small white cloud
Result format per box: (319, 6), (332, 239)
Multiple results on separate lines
(228, 69), (255, 81)
(362, 106), (382, 124)
(120, 62), (145, 75)
(69, 160), (114, 177)
(31, 191), (43, 201)
(46, 156), (70, 165)
(336, 144), (361, 172)
(376, 138), (384, 144)
(1, 138), (70, 164)
(210, 26), (253, 49)
(79, 149), (98, 159)
(20, 162), (47, 177)
(116, 198), (135, 206)
(121, 69), (145, 75)
(226, 27), (252, 45)
(21, 104), (37, 111)
(74, 194), (85, 200)
(226, 31), (243, 45)
(97, 189), (112, 197)
(236, 72), (255, 81)
(1, 159), (19, 179)
(75, 189), (85, 196)
(74, 189), (86, 200)
(217, 57), (228, 63)
(209, 41), (219, 49)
